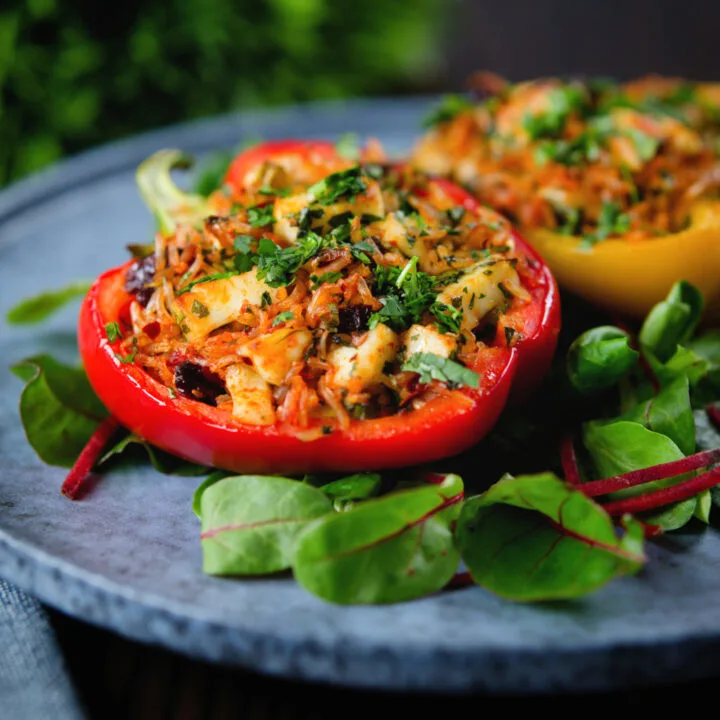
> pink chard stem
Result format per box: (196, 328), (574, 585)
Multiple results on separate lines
(61, 416), (121, 500)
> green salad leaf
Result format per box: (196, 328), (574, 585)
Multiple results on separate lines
(566, 325), (639, 393)
(10, 355), (108, 467)
(318, 472), (382, 512)
(639, 281), (704, 362)
(6, 282), (92, 325)
(456, 472), (645, 601)
(621, 377), (695, 455)
(292, 474), (463, 604)
(199, 475), (333, 576)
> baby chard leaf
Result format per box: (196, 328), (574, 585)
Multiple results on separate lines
(319, 472), (381, 512)
(99, 431), (209, 478)
(583, 421), (686, 482)
(639, 281), (704, 362)
(6, 282), (92, 325)
(566, 325), (639, 393)
(621, 376), (695, 455)
(292, 474), (464, 604)
(582, 420), (693, 530)
(199, 475), (332, 575)
(10, 355), (108, 467)
(456, 472), (645, 601)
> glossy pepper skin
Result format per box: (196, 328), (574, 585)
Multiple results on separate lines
(78, 141), (560, 474)
(525, 200), (720, 321)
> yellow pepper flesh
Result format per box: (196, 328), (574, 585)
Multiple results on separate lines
(527, 200), (720, 321)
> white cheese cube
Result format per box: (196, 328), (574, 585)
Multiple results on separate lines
(225, 363), (276, 426)
(436, 259), (527, 330)
(329, 323), (399, 390)
(403, 324), (457, 359)
(174, 271), (278, 343)
(240, 328), (313, 386)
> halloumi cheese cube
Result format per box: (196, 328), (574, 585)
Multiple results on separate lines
(174, 271), (278, 343)
(273, 192), (311, 244)
(273, 180), (385, 245)
(329, 323), (399, 390)
(435, 258), (528, 330)
(239, 327), (313, 386)
(368, 214), (428, 266)
(225, 363), (276, 426)
(402, 324), (457, 359)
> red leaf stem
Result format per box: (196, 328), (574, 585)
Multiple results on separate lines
(445, 571), (473, 589)
(560, 435), (582, 485)
(708, 404), (720, 432)
(636, 520), (664, 538)
(61, 416), (121, 500)
(579, 448), (720, 498)
(601, 464), (720, 516)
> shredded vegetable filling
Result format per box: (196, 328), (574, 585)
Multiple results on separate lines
(118, 159), (532, 436)
(413, 74), (720, 241)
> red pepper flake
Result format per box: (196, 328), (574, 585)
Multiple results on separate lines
(61, 416), (121, 500)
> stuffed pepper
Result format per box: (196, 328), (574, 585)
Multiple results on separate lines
(79, 140), (559, 474)
(413, 74), (720, 320)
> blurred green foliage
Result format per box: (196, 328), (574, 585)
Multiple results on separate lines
(0, 0), (443, 185)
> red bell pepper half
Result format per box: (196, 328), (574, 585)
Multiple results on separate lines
(78, 140), (560, 474)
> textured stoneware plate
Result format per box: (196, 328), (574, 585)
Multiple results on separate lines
(2, 98), (720, 695)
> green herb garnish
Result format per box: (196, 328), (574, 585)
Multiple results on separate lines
(402, 352), (480, 389)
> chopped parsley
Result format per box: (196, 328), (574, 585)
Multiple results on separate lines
(582, 201), (632, 247)
(115, 351), (137, 365)
(446, 206), (466, 226)
(308, 167), (367, 206)
(522, 85), (587, 140)
(623, 128), (660, 162)
(310, 271), (343, 289)
(247, 204), (275, 227)
(369, 259), (440, 331)
(256, 232), (329, 287)
(105, 321), (122, 342)
(430, 302), (463, 334)
(258, 185), (290, 197)
(191, 300), (210, 318)
(402, 352), (480, 389)
(553, 205), (581, 235)
(422, 94), (474, 128)
(233, 234), (257, 272)
(177, 272), (241, 295)
(350, 240), (375, 264)
(533, 115), (611, 166)
(272, 311), (295, 326)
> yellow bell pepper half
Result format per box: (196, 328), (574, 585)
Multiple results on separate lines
(527, 200), (720, 322)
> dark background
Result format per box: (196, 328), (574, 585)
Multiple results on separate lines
(5, 0), (720, 186)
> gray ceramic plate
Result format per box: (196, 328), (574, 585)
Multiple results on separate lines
(2, 97), (720, 695)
